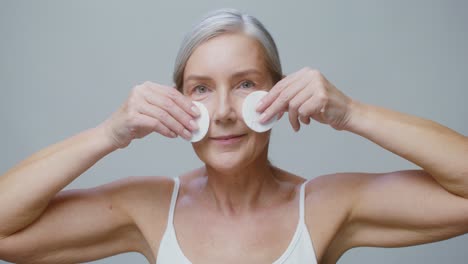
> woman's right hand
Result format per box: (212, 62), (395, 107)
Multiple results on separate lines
(101, 81), (200, 149)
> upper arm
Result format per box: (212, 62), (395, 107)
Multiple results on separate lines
(340, 169), (468, 251)
(0, 176), (172, 263)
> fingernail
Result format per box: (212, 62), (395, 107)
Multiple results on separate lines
(191, 105), (200, 116)
(170, 132), (177, 138)
(189, 120), (198, 130)
(183, 129), (192, 139)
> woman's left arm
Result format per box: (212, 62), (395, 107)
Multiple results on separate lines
(345, 99), (468, 197)
(258, 68), (468, 252)
(258, 67), (468, 198)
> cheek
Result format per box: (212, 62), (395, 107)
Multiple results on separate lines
(248, 132), (270, 151)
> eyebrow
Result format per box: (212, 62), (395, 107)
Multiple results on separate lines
(184, 69), (263, 83)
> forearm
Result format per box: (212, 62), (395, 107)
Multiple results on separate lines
(0, 124), (118, 238)
(345, 100), (468, 197)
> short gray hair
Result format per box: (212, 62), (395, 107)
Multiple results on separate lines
(173, 8), (283, 92)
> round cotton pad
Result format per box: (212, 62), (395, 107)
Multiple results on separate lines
(242, 91), (278, 132)
(190, 101), (210, 142)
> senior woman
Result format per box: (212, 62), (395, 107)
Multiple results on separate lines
(1, 8), (467, 264)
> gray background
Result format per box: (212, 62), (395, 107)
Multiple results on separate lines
(1, 0), (467, 263)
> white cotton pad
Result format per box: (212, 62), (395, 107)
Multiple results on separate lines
(242, 91), (278, 133)
(190, 101), (210, 142)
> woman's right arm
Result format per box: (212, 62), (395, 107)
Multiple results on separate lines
(0, 125), (118, 240)
(0, 82), (199, 263)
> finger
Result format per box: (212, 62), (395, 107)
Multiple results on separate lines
(139, 104), (192, 140)
(144, 91), (198, 132)
(260, 76), (309, 124)
(164, 87), (201, 118)
(136, 114), (177, 138)
(256, 70), (303, 113)
(299, 116), (310, 124)
(287, 85), (314, 131)
(289, 112), (300, 132)
(298, 93), (328, 117)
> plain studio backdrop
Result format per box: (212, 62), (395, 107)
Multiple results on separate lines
(1, 0), (467, 263)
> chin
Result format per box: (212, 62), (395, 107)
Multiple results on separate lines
(203, 152), (248, 172)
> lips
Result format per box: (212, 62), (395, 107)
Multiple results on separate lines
(210, 134), (245, 140)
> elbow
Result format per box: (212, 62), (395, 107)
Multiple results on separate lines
(433, 169), (468, 199)
(444, 179), (468, 199)
(455, 169), (468, 199)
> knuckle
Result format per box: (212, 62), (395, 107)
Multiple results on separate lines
(163, 130), (173, 137)
(152, 118), (160, 126)
(316, 74), (326, 84)
(152, 119), (161, 130)
(166, 88), (180, 100)
(289, 100), (300, 111)
(131, 85), (142, 95)
(127, 95), (139, 107)
(156, 109), (168, 120)
(183, 117), (192, 128)
(316, 91), (328, 100)
(305, 68), (320, 78)
(309, 68), (320, 75)
(143, 81), (153, 87)
(125, 109), (138, 123)
(176, 125), (185, 135)
(128, 110), (139, 120)
(162, 99), (175, 110)
(266, 90), (277, 102)
(319, 93), (329, 103)
(298, 106), (309, 117)
(278, 93), (290, 103)
(271, 83), (284, 93)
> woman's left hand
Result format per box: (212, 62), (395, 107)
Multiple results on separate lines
(257, 67), (354, 131)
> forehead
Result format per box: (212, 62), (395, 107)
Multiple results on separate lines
(184, 33), (266, 79)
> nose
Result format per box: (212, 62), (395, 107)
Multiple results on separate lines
(212, 89), (237, 124)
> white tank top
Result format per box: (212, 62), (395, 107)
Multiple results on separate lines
(156, 177), (317, 264)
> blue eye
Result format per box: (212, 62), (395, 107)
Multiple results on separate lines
(193, 85), (208, 94)
(240, 81), (255, 89)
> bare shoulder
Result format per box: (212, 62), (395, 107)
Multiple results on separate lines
(99, 175), (175, 203)
(304, 171), (369, 199)
(97, 175), (177, 222)
(97, 175), (177, 259)
(0, 175), (179, 264)
(301, 172), (369, 263)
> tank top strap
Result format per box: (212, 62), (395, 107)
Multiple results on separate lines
(299, 179), (309, 224)
(167, 177), (180, 226)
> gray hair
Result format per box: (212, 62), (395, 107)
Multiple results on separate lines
(173, 8), (283, 92)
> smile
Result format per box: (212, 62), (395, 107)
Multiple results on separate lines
(210, 134), (246, 145)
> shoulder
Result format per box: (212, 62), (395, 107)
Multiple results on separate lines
(95, 175), (177, 217)
(304, 172), (369, 199)
(303, 171), (371, 219)
(301, 172), (372, 260)
(98, 175), (176, 198)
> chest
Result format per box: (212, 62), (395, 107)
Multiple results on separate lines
(172, 202), (300, 264)
(137, 187), (346, 264)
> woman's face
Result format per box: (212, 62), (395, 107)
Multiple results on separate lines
(182, 33), (274, 172)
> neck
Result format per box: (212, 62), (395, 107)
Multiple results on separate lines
(201, 151), (280, 217)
